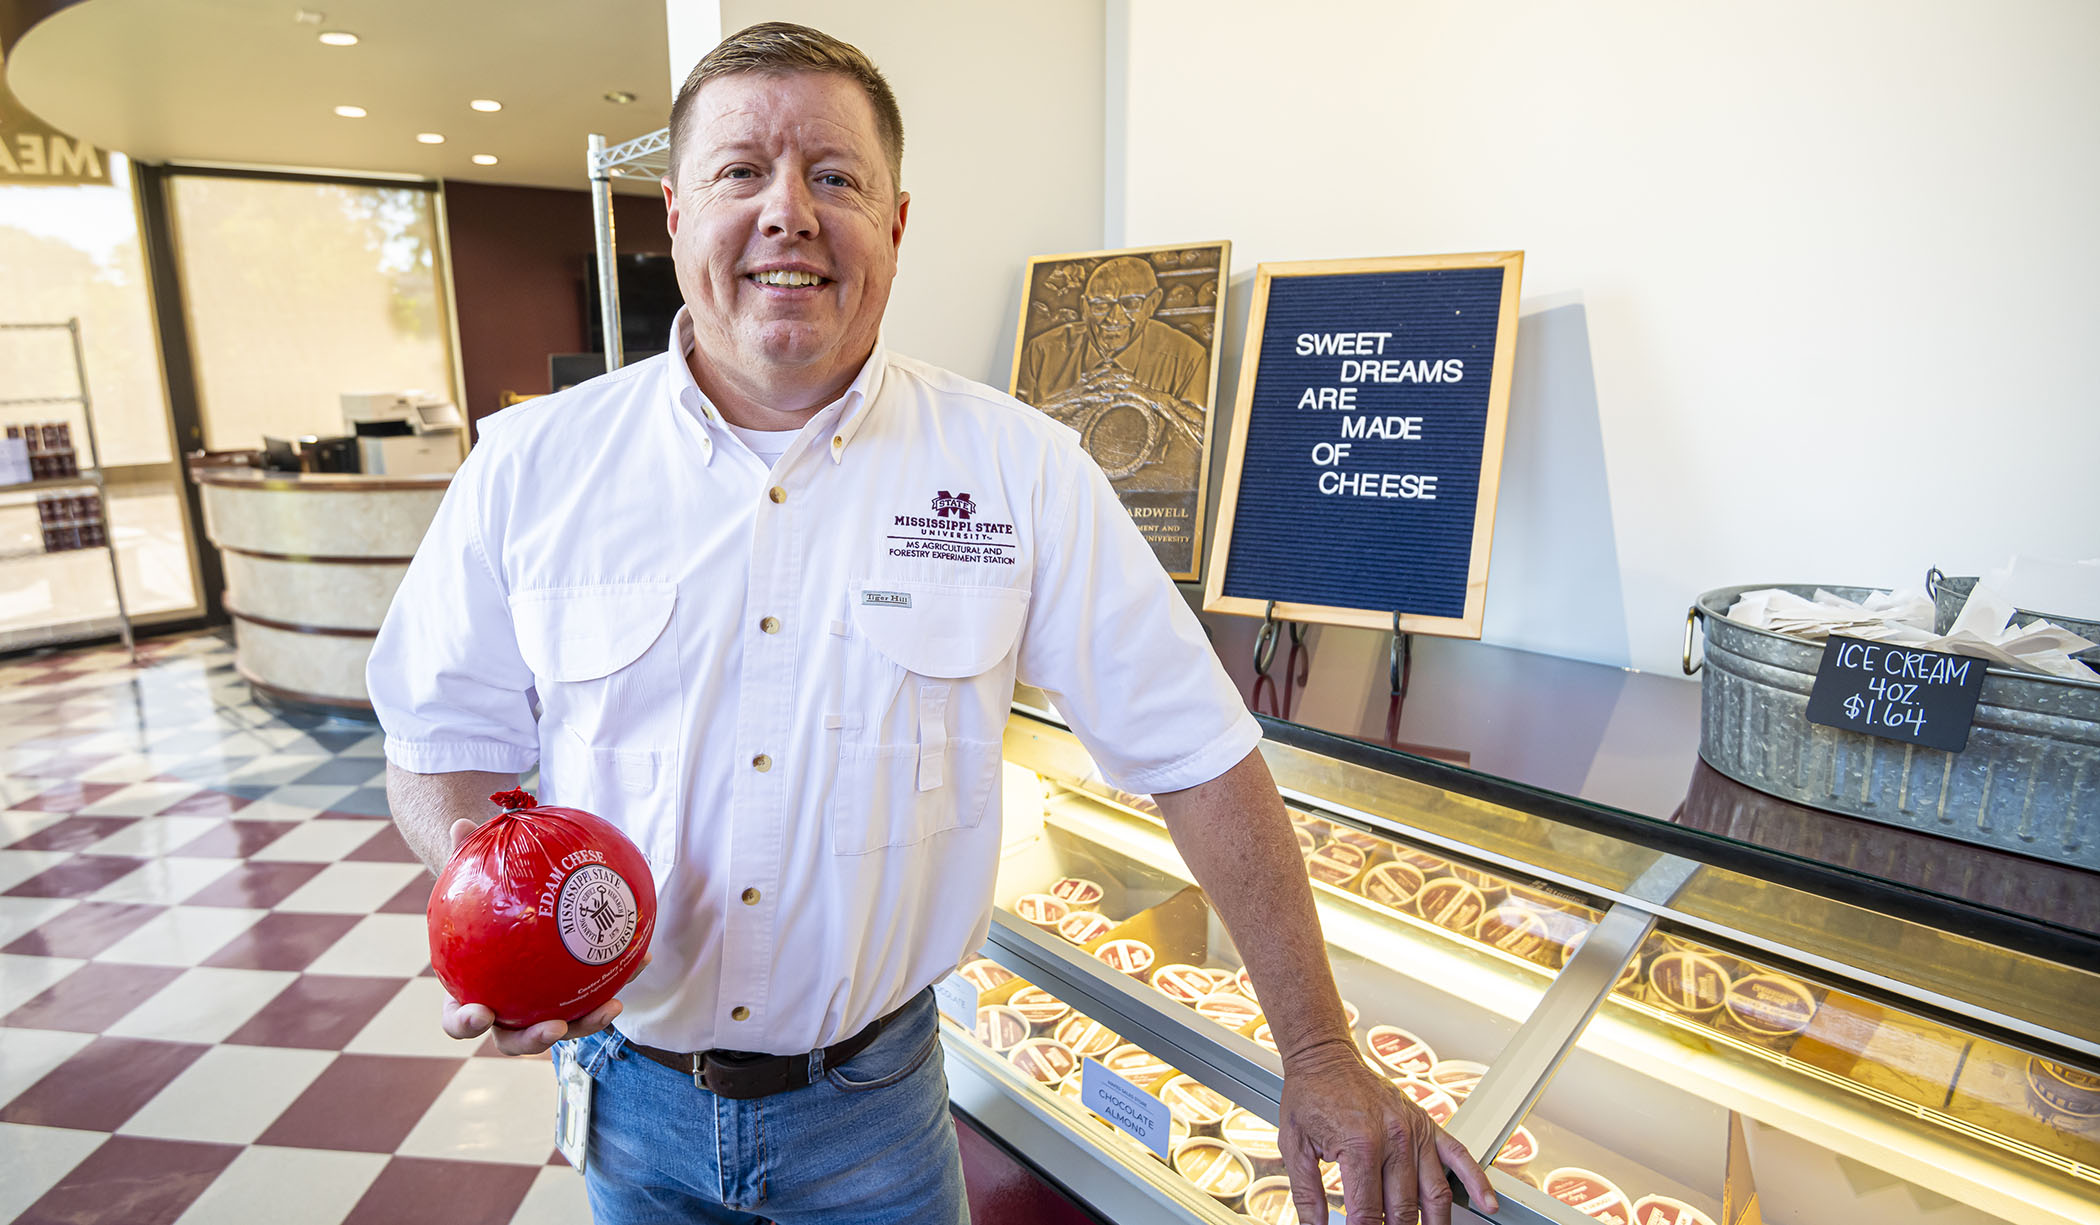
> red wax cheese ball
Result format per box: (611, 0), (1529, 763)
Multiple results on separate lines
(428, 789), (657, 1029)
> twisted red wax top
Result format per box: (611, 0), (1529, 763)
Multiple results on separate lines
(490, 788), (537, 811)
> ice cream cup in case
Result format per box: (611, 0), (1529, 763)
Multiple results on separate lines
(1560, 932), (1643, 993)
(1160, 1073), (1234, 1130)
(1093, 938), (1155, 977)
(1542, 1167), (1635, 1224)
(1340, 999), (1360, 1029)
(975, 1004), (1030, 1052)
(1632, 1194), (1721, 1225)
(1720, 973), (1817, 1042)
(1220, 1106), (1282, 1166)
(1050, 876), (1104, 907)
(1479, 902), (1554, 960)
(959, 957), (1015, 993)
(1056, 1074), (1113, 1130)
(1445, 863), (1509, 899)
(1305, 842), (1368, 887)
(1008, 986), (1072, 1030)
(1645, 950), (1732, 1023)
(1365, 1025), (1438, 1078)
(1393, 1078), (1459, 1126)
(1390, 846), (1449, 876)
(1292, 826), (1318, 856)
(1329, 826), (1389, 856)
(1250, 1023), (1278, 1054)
(1414, 877), (1488, 938)
(1054, 1013), (1121, 1059)
(2027, 1057), (2100, 1118)
(1492, 1124), (1537, 1171)
(1057, 909), (1114, 945)
(1195, 991), (1263, 1032)
(1202, 967), (1240, 995)
(1427, 1059), (1489, 1101)
(1008, 1037), (1080, 1087)
(1242, 1175), (1302, 1224)
(1012, 892), (1070, 931)
(1172, 1137), (1255, 1208)
(1234, 965), (1260, 1004)
(1101, 1043), (1177, 1091)
(1152, 963), (1215, 1006)
(1360, 860), (1428, 913)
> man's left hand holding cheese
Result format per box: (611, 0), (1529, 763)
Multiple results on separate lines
(369, 23), (1493, 1225)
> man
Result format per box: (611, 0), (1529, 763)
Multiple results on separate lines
(1016, 255), (1207, 409)
(369, 22), (1494, 1225)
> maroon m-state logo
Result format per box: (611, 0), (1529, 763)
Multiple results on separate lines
(932, 491), (976, 520)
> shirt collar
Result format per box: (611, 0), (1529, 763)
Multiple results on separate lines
(666, 306), (887, 467)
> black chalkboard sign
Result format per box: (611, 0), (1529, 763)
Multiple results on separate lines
(1804, 636), (1988, 753)
(1203, 253), (1523, 637)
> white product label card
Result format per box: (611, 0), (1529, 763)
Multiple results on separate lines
(1081, 1057), (1172, 1160)
(934, 972), (978, 1024)
(553, 1041), (592, 1172)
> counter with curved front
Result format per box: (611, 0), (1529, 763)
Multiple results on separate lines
(194, 467), (448, 713)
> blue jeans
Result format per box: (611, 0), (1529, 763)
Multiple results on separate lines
(564, 989), (970, 1224)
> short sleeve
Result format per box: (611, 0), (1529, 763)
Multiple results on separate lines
(366, 442), (539, 775)
(1016, 441), (1259, 795)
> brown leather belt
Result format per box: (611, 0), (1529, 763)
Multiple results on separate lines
(628, 999), (911, 1100)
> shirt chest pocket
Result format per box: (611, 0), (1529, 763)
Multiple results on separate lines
(832, 580), (1028, 855)
(510, 584), (681, 805)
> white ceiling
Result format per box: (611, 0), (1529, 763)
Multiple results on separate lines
(7, 0), (672, 193)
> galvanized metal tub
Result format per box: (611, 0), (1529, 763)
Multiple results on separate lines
(1927, 571), (2100, 667)
(1685, 584), (2100, 869)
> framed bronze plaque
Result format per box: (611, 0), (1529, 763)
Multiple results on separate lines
(1010, 241), (1229, 581)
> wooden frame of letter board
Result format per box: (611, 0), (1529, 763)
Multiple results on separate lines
(1007, 240), (1231, 583)
(1202, 251), (1523, 636)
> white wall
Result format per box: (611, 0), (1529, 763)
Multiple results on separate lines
(717, 1), (1105, 385)
(1112, 0), (2100, 674)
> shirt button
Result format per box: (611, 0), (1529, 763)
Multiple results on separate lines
(767, 486), (786, 504)
(742, 887), (761, 905)
(731, 1005), (750, 1022)
(759, 616), (780, 634)
(751, 753), (772, 772)
(831, 435), (843, 449)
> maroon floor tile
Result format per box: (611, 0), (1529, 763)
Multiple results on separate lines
(156, 788), (254, 818)
(6, 781), (127, 813)
(257, 1054), (465, 1152)
(343, 824), (419, 864)
(376, 874), (435, 915)
(548, 1146), (568, 1166)
(2, 900), (166, 958)
(168, 818), (292, 860)
(182, 861), (326, 909)
(4, 961), (187, 1033)
(203, 912), (361, 972)
(341, 1156), (539, 1225)
(0, 1036), (207, 1129)
(14, 1135), (242, 1225)
(3, 814), (139, 852)
(224, 974), (407, 1049)
(4, 854), (149, 898)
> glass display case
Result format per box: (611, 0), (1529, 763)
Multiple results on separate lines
(939, 697), (2100, 1225)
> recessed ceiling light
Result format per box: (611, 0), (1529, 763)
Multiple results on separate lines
(416, 133), (445, 144)
(318, 30), (358, 46)
(604, 90), (636, 104)
(471, 154), (499, 165)
(333, 105), (367, 118)
(469, 99), (502, 113)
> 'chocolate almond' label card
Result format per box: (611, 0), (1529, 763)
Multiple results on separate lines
(1081, 1057), (1173, 1159)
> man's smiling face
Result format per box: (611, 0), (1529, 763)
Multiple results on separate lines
(663, 71), (907, 409)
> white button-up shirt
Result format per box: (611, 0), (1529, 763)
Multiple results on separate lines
(368, 310), (1259, 1054)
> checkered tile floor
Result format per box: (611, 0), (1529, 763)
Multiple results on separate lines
(0, 632), (585, 1225)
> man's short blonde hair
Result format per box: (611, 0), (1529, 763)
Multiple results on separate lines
(667, 22), (904, 192)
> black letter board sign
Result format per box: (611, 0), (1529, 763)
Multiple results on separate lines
(1804, 636), (1989, 753)
(1203, 252), (1523, 637)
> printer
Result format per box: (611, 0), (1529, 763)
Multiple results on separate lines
(341, 391), (465, 476)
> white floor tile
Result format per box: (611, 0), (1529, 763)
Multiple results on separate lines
(0, 848), (73, 893)
(94, 906), (265, 966)
(339, 735), (387, 759)
(0, 897), (76, 946)
(76, 782), (205, 818)
(89, 856), (240, 906)
(119, 1043), (334, 1144)
(74, 753), (165, 783)
(79, 815), (225, 856)
(507, 1164), (591, 1225)
(0, 953), (84, 1015)
(105, 965), (297, 1044)
(224, 754), (331, 786)
(0, 1029), (95, 1116)
(248, 819), (388, 864)
(263, 784), (358, 811)
(273, 862), (423, 914)
(345, 978), (480, 1059)
(0, 1121), (107, 1223)
(0, 809), (67, 846)
(171, 1144), (388, 1225)
(396, 1055), (561, 1165)
(301, 913), (431, 978)
(217, 798), (326, 824)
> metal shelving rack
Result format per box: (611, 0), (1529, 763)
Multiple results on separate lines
(0, 318), (135, 660)
(585, 127), (673, 372)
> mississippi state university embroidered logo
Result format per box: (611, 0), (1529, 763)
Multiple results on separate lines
(931, 491), (976, 519)
(556, 863), (639, 966)
(892, 490), (1016, 565)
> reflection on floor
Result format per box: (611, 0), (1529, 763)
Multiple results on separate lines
(0, 482), (200, 653)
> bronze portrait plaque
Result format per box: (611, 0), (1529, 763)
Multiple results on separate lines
(1010, 242), (1230, 581)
